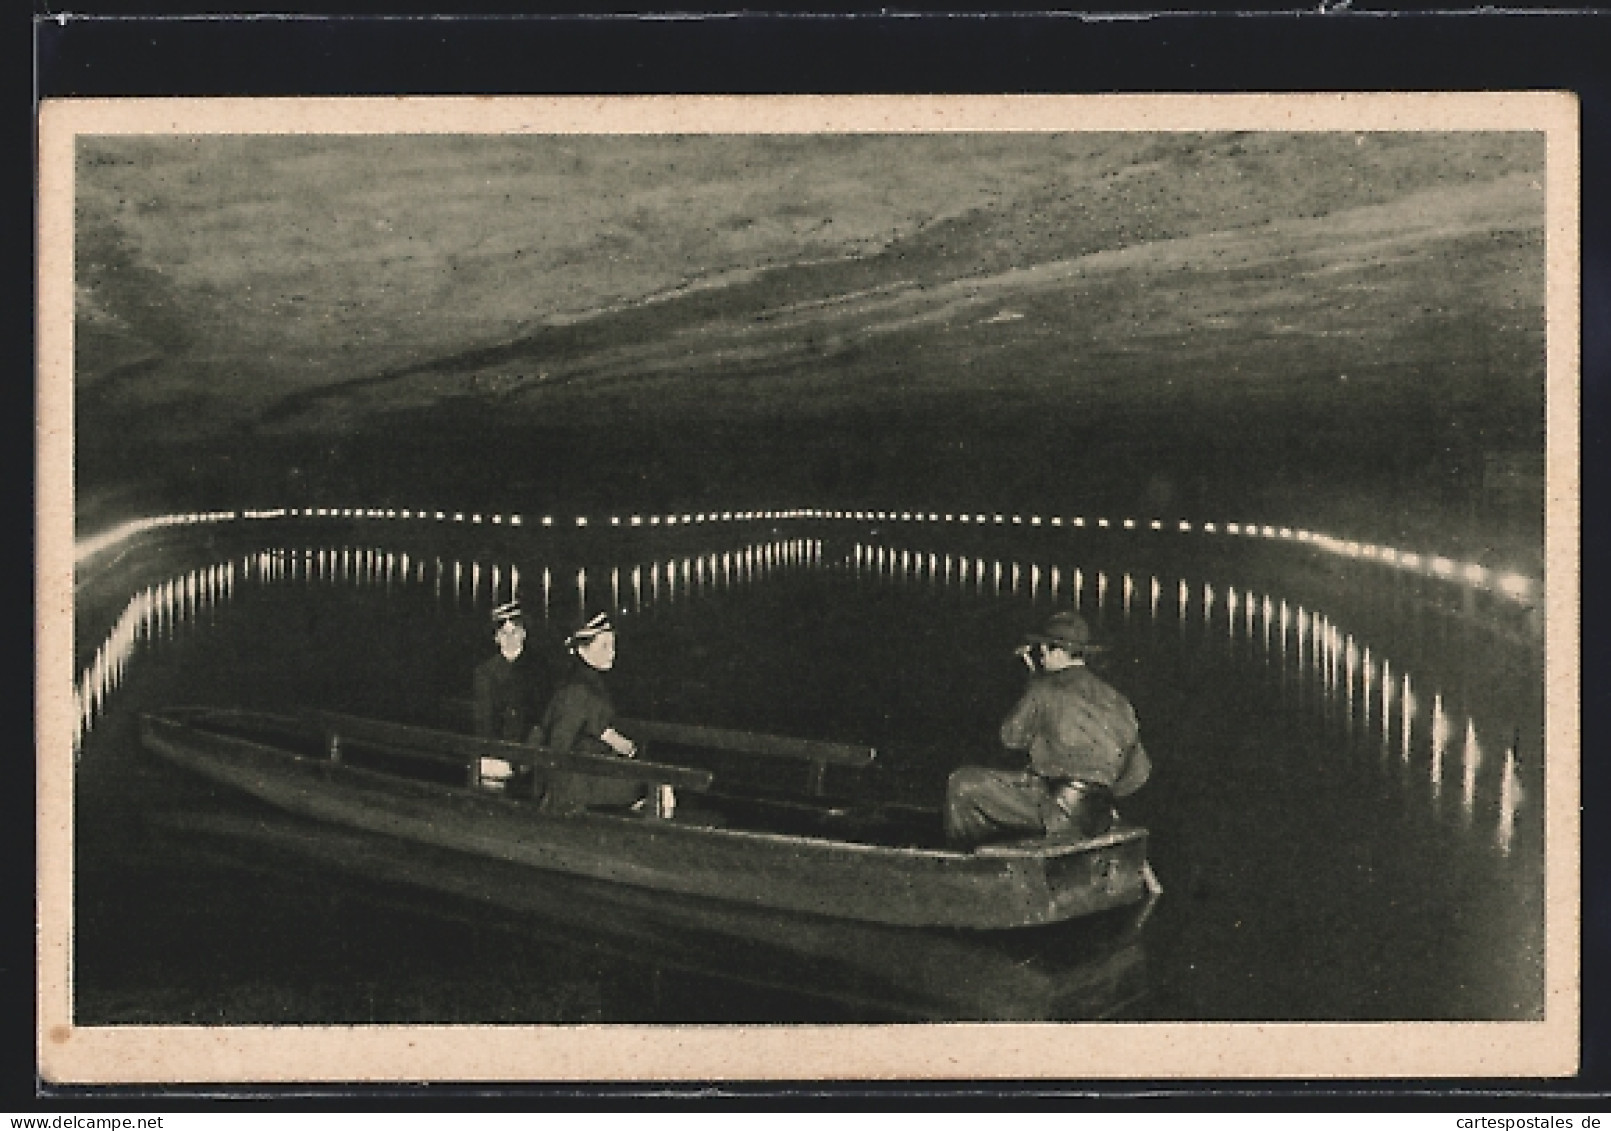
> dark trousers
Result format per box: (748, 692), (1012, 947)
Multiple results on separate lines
(943, 767), (1114, 849)
(535, 771), (646, 814)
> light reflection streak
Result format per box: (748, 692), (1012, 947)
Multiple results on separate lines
(1461, 719), (1481, 820)
(1498, 743), (1520, 855)
(1431, 693), (1449, 793)
(1401, 674), (1415, 764)
(1380, 659), (1394, 748)
(1361, 646), (1373, 728)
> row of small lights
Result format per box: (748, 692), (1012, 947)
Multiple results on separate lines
(76, 504), (1537, 605)
(274, 507), (804, 528)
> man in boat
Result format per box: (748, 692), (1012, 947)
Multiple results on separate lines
(944, 610), (1151, 849)
(532, 610), (654, 814)
(472, 599), (544, 743)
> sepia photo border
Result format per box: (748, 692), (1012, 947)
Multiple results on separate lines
(36, 91), (1582, 1086)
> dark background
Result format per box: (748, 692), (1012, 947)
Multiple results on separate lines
(29, 2), (1609, 1108)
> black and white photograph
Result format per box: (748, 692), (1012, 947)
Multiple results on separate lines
(37, 94), (1579, 1083)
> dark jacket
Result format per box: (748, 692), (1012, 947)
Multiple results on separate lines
(532, 661), (642, 813)
(999, 663), (1150, 796)
(471, 652), (543, 743)
(537, 662), (618, 758)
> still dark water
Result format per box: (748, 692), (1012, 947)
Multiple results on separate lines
(71, 519), (1546, 1024)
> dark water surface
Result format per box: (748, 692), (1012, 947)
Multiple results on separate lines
(71, 520), (1546, 1024)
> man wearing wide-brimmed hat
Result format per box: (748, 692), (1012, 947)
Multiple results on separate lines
(944, 610), (1151, 849)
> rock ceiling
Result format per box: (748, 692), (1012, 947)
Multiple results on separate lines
(71, 130), (1547, 516)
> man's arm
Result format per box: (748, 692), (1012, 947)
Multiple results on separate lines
(541, 685), (617, 757)
(999, 684), (1042, 751)
(1112, 738), (1152, 798)
(539, 684), (586, 755)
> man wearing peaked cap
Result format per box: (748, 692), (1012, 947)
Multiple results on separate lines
(944, 609), (1151, 849)
(472, 598), (544, 745)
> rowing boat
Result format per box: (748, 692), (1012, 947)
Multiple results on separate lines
(138, 707), (1154, 930)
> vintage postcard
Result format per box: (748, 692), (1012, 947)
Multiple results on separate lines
(37, 94), (1580, 1084)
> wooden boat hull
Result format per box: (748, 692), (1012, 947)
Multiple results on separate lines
(139, 709), (1152, 930)
(148, 807), (1153, 1021)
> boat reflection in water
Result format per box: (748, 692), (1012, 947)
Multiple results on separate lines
(148, 801), (1151, 1023)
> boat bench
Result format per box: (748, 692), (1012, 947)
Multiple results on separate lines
(619, 717), (878, 798)
(432, 698), (877, 799)
(305, 710), (716, 797)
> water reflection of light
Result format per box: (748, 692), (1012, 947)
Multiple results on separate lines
(1461, 718), (1482, 819)
(1430, 693), (1449, 792)
(1150, 577), (1162, 620)
(1361, 647), (1374, 727)
(1380, 658), (1393, 746)
(1498, 743), (1521, 855)
(1401, 674), (1415, 764)
(1121, 573), (1134, 616)
(1342, 635), (1356, 719)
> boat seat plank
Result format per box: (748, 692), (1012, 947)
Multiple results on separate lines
(618, 717), (877, 767)
(304, 710), (714, 791)
(972, 828), (1147, 857)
